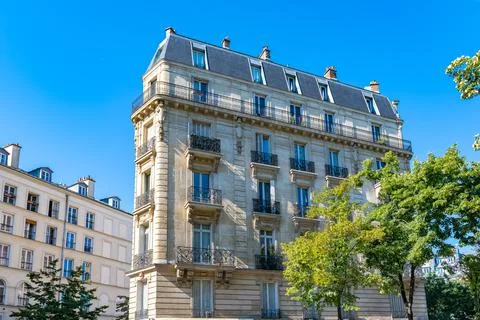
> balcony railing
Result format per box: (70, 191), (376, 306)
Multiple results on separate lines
(0, 256), (9, 266)
(193, 308), (215, 318)
(255, 254), (284, 270)
(27, 201), (38, 212)
(0, 223), (13, 233)
(325, 164), (349, 178)
(251, 151), (278, 166)
(290, 158), (315, 173)
(253, 199), (280, 215)
(189, 134), (221, 153)
(21, 261), (33, 271)
(176, 247), (235, 266)
(3, 192), (16, 205)
(135, 189), (154, 209)
(137, 137), (156, 158)
(135, 309), (148, 320)
(17, 296), (29, 306)
(262, 309), (281, 319)
(46, 236), (56, 245)
(132, 81), (412, 152)
(24, 229), (36, 240)
(187, 186), (222, 205)
(133, 249), (153, 269)
(295, 205), (310, 218)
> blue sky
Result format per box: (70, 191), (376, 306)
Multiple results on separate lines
(0, 0), (479, 213)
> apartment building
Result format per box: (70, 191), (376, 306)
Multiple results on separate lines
(127, 28), (428, 319)
(0, 144), (132, 320)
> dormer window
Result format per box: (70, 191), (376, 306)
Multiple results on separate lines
(319, 84), (329, 102)
(78, 185), (87, 196)
(111, 198), (119, 209)
(251, 65), (263, 84)
(193, 49), (206, 69)
(365, 97), (378, 115)
(286, 75), (298, 93)
(40, 170), (51, 182)
(0, 152), (7, 165)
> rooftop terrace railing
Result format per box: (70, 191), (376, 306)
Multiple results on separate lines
(132, 81), (412, 152)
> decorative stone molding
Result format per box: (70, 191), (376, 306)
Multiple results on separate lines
(252, 212), (280, 230)
(250, 162), (280, 181)
(289, 169), (318, 186)
(185, 149), (221, 173)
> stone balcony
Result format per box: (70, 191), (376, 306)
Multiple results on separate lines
(185, 186), (223, 224)
(185, 134), (222, 173)
(252, 199), (280, 230)
(289, 158), (317, 186)
(250, 151), (280, 180)
(324, 164), (349, 188)
(132, 249), (153, 270)
(135, 137), (155, 164)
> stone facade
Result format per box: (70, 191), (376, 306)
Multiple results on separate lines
(127, 29), (428, 319)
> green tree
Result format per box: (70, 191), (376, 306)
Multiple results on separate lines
(461, 254), (480, 319)
(115, 295), (129, 320)
(425, 274), (475, 320)
(283, 178), (381, 320)
(11, 260), (107, 320)
(360, 147), (480, 320)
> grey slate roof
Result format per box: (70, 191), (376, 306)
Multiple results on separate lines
(152, 34), (399, 121)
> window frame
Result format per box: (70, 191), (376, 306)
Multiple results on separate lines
(192, 48), (207, 69)
(251, 64), (264, 84)
(3, 184), (17, 205)
(78, 184), (87, 196)
(20, 248), (33, 271)
(63, 258), (74, 278)
(84, 236), (93, 254)
(67, 207), (78, 225)
(66, 232), (76, 249)
(85, 212), (95, 229)
(0, 213), (14, 233)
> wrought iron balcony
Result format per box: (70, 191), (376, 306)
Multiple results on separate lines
(135, 189), (154, 209)
(188, 186), (222, 205)
(132, 81), (412, 153)
(255, 254), (284, 270)
(0, 256), (9, 266)
(295, 205), (311, 218)
(290, 158), (315, 173)
(27, 201), (38, 212)
(17, 296), (29, 306)
(21, 261), (33, 271)
(135, 309), (148, 320)
(193, 308), (215, 318)
(262, 309), (281, 319)
(137, 137), (156, 158)
(189, 134), (221, 153)
(24, 229), (36, 240)
(176, 247), (235, 266)
(133, 249), (153, 269)
(0, 223), (13, 233)
(325, 164), (348, 178)
(251, 151), (278, 166)
(253, 199), (280, 214)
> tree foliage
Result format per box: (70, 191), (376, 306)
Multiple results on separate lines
(115, 295), (129, 320)
(446, 50), (480, 100)
(461, 254), (480, 319)
(11, 260), (107, 320)
(425, 274), (475, 320)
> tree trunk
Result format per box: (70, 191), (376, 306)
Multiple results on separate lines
(407, 265), (416, 320)
(337, 304), (343, 320)
(398, 270), (414, 320)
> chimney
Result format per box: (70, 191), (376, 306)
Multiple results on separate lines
(222, 36), (230, 49)
(369, 80), (380, 93)
(259, 46), (270, 60)
(324, 66), (337, 80)
(392, 100), (400, 115)
(165, 26), (176, 37)
(4, 143), (21, 168)
(79, 176), (96, 198)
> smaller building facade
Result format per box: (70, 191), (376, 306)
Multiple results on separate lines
(422, 247), (463, 278)
(0, 143), (132, 319)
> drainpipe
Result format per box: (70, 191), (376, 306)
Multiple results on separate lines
(59, 193), (69, 279)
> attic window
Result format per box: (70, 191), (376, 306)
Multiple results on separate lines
(319, 84), (329, 102)
(365, 97), (378, 115)
(40, 170), (51, 182)
(0, 152), (7, 165)
(251, 65), (264, 84)
(78, 185), (87, 196)
(193, 49), (206, 69)
(286, 75), (298, 93)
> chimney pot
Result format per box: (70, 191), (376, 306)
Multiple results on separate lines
(165, 26), (176, 37)
(259, 46), (271, 60)
(324, 66), (337, 80)
(222, 36), (230, 49)
(370, 80), (380, 93)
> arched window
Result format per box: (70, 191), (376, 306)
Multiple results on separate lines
(17, 282), (28, 306)
(0, 279), (6, 304)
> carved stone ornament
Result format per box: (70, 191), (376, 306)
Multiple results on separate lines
(156, 106), (166, 141)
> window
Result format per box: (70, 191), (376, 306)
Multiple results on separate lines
(258, 181), (271, 208)
(21, 249), (33, 271)
(193, 224), (211, 263)
(319, 84), (329, 102)
(294, 143), (306, 161)
(260, 230), (274, 257)
(3, 184), (16, 205)
(289, 104), (302, 125)
(137, 281), (148, 317)
(262, 282), (279, 318)
(256, 134), (271, 154)
(254, 95), (267, 117)
(192, 121), (211, 137)
(324, 112), (335, 133)
(101, 266), (110, 284)
(251, 65), (263, 84)
(297, 187), (310, 217)
(329, 150), (339, 168)
(66, 232), (76, 249)
(192, 80), (208, 103)
(192, 280), (213, 317)
(0, 213), (13, 233)
(17, 282), (28, 306)
(0, 244), (10, 266)
(286, 75), (298, 93)
(84, 237), (93, 253)
(45, 226), (57, 245)
(376, 159), (386, 170)
(63, 258), (73, 278)
(366, 97), (377, 115)
(26, 193), (39, 212)
(85, 212), (95, 229)
(111, 198), (119, 209)
(81, 262), (92, 281)
(78, 184), (87, 196)
(140, 224), (150, 254)
(0, 279), (5, 305)
(193, 49), (206, 69)
(149, 79), (157, 97)
(192, 172), (210, 202)
(48, 200), (59, 219)
(0, 152), (7, 165)
(40, 170), (51, 182)
(24, 220), (36, 240)
(372, 125), (381, 142)
(67, 207), (78, 225)
(43, 254), (55, 270)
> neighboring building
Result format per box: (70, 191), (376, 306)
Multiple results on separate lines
(0, 143), (132, 320)
(127, 28), (428, 319)
(422, 247), (463, 278)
